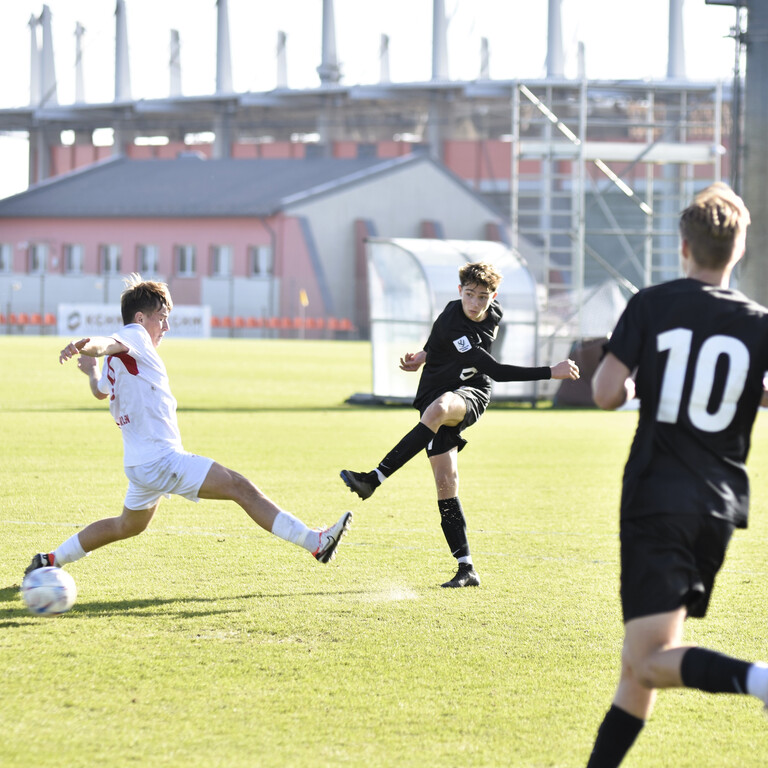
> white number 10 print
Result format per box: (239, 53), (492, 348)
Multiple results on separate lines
(656, 328), (749, 432)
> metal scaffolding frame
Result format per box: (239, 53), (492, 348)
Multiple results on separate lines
(510, 79), (724, 389)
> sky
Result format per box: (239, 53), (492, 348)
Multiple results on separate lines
(0, 0), (742, 199)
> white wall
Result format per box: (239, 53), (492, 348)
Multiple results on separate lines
(288, 160), (503, 321)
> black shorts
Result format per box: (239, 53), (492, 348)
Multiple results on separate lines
(620, 513), (734, 623)
(424, 386), (487, 458)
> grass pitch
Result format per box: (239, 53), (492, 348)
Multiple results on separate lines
(2, 336), (768, 767)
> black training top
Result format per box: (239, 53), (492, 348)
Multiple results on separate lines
(413, 298), (551, 412)
(606, 278), (768, 528)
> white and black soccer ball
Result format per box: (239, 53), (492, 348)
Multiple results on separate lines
(21, 567), (77, 616)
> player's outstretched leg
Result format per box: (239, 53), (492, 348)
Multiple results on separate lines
(340, 470), (380, 500)
(441, 562), (481, 588)
(24, 552), (57, 576)
(311, 511), (353, 563)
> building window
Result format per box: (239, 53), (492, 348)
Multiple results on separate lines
(0, 243), (11, 273)
(211, 245), (233, 277)
(175, 244), (196, 277)
(137, 244), (159, 276)
(28, 243), (48, 274)
(63, 244), (84, 275)
(99, 244), (122, 275)
(248, 245), (273, 276)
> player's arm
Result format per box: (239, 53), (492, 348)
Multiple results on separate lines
(399, 349), (427, 372)
(76, 354), (108, 400)
(59, 336), (128, 364)
(469, 347), (579, 382)
(592, 352), (635, 410)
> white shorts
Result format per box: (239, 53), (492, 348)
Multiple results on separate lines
(124, 451), (215, 511)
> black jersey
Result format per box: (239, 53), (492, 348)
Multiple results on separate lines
(413, 299), (550, 412)
(606, 278), (768, 528)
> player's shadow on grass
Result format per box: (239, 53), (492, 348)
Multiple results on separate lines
(0, 586), (374, 625)
(0, 584), (21, 602)
(0, 592), (233, 623)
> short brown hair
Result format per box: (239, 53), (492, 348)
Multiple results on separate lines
(458, 261), (502, 292)
(679, 182), (750, 269)
(120, 273), (173, 325)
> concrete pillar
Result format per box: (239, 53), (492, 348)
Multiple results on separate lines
(74, 22), (91, 145)
(277, 31), (287, 88)
(170, 29), (181, 97)
(741, 0), (768, 305)
(114, 0), (131, 101)
(546, 0), (564, 78)
(480, 37), (490, 80)
(317, 0), (341, 84)
(380, 34), (390, 84)
(29, 15), (40, 106)
(113, 0), (133, 158)
(39, 5), (58, 105)
(667, 0), (686, 79)
(660, 0), (686, 284)
(216, 0), (233, 93)
(75, 22), (86, 103)
(431, 0), (448, 80)
(428, 0), (449, 162)
(214, 0), (234, 159)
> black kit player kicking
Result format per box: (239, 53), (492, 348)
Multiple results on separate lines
(341, 261), (579, 587)
(586, 183), (768, 767)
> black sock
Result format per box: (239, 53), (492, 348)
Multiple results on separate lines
(586, 705), (644, 768)
(438, 497), (470, 560)
(680, 647), (751, 694)
(378, 422), (435, 477)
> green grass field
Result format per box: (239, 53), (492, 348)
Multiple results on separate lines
(2, 336), (768, 767)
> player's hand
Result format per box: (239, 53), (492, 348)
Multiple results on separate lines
(77, 354), (98, 375)
(59, 338), (90, 364)
(399, 350), (426, 372)
(551, 358), (580, 380)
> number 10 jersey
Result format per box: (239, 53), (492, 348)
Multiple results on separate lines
(606, 278), (768, 527)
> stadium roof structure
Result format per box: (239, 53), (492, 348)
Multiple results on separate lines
(0, 152), (475, 219)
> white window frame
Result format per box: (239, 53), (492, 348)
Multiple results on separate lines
(0, 243), (11, 273)
(211, 245), (233, 277)
(137, 244), (160, 276)
(99, 244), (122, 275)
(63, 244), (84, 275)
(28, 243), (48, 274)
(175, 244), (196, 277)
(248, 245), (273, 277)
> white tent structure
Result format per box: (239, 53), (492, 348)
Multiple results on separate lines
(365, 238), (541, 403)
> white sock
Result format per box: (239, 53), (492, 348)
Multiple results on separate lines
(54, 533), (89, 566)
(746, 662), (768, 702)
(458, 556), (473, 566)
(271, 511), (315, 552)
(374, 468), (386, 484)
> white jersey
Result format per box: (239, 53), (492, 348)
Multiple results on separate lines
(97, 323), (182, 467)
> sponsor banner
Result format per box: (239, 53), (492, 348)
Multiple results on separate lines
(57, 304), (211, 338)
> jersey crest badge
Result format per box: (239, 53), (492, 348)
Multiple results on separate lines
(453, 336), (472, 353)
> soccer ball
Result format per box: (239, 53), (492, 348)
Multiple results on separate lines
(21, 567), (77, 616)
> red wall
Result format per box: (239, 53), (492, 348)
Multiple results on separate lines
(0, 214), (308, 308)
(44, 137), (730, 190)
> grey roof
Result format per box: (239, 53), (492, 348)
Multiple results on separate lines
(0, 153), (436, 218)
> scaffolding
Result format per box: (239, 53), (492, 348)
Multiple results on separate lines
(510, 79), (725, 391)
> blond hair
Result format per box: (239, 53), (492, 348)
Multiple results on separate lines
(679, 182), (750, 269)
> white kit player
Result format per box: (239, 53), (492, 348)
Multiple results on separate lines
(25, 273), (351, 580)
